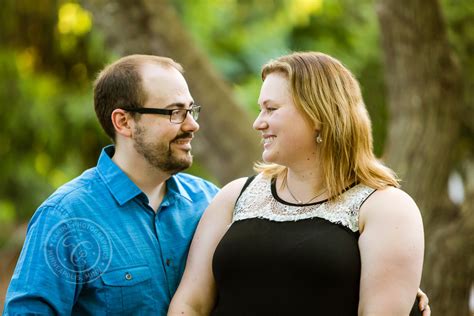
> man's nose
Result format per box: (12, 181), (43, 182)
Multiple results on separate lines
(182, 112), (200, 132)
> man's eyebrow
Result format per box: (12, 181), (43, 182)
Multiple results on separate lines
(163, 101), (194, 109)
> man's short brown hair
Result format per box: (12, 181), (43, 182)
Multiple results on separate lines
(93, 55), (183, 140)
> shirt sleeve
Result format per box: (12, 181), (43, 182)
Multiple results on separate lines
(3, 205), (82, 315)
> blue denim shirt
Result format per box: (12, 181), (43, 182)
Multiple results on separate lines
(3, 145), (219, 315)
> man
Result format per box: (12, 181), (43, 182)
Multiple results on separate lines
(3, 54), (430, 315)
(4, 55), (218, 315)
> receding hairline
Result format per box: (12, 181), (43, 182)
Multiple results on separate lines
(117, 54), (182, 69)
(95, 54), (183, 83)
(136, 55), (184, 73)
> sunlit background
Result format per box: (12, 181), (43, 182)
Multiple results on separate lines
(0, 0), (473, 313)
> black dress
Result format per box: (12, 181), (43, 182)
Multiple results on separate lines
(211, 175), (422, 316)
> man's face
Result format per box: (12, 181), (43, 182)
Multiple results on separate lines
(132, 64), (199, 174)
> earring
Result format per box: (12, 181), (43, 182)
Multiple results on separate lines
(316, 134), (323, 144)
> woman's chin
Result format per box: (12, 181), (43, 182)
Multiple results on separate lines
(262, 152), (276, 164)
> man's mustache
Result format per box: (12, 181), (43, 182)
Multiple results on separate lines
(172, 133), (194, 142)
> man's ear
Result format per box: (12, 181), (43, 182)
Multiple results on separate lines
(111, 109), (133, 138)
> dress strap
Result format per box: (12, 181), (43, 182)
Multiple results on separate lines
(356, 186), (377, 212)
(235, 175), (256, 205)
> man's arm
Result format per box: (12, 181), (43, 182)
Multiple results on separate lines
(4, 205), (80, 315)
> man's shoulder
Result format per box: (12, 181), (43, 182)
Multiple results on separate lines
(40, 167), (104, 210)
(25, 167), (107, 229)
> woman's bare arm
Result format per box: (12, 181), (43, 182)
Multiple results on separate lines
(168, 178), (248, 315)
(358, 187), (424, 316)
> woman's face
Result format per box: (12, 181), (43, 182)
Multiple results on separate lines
(254, 72), (318, 167)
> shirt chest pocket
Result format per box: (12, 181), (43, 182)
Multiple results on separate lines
(101, 265), (156, 314)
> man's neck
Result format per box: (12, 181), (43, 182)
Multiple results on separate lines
(111, 145), (170, 211)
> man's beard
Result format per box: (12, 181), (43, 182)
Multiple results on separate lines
(133, 125), (193, 174)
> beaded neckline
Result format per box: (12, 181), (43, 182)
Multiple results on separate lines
(271, 177), (328, 206)
(232, 174), (376, 232)
(270, 178), (360, 207)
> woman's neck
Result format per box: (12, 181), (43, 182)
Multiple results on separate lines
(278, 164), (327, 204)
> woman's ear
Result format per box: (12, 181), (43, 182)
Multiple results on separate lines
(111, 109), (133, 138)
(313, 120), (322, 131)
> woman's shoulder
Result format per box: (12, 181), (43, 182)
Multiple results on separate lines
(211, 176), (254, 208)
(370, 186), (418, 206)
(359, 186), (421, 231)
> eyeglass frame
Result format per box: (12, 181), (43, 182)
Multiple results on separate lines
(120, 105), (201, 124)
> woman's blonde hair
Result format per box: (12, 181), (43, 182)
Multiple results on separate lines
(255, 52), (399, 198)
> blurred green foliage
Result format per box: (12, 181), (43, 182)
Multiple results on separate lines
(0, 0), (110, 245)
(0, 0), (473, 246)
(174, 0), (388, 152)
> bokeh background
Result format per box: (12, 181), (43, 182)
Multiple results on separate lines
(0, 0), (473, 314)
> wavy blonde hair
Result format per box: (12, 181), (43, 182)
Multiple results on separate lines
(255, 52), (399, 198)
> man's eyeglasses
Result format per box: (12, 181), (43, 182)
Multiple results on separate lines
(121, 105), (201, 124)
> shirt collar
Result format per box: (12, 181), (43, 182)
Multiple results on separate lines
(165, 175), (193, 203)
(97, 145), (143, 206)
(97, 145), (193, 206)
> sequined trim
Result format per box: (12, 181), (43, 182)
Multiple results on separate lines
(232, 174), (376, 232)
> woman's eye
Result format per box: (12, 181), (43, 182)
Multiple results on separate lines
(257, 107), (277, 113)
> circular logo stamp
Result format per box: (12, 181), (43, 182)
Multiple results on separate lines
(44, 218), (112, 284)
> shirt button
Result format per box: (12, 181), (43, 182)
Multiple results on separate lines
(125, 273), (133, 280)
(166, 259), (171, 266)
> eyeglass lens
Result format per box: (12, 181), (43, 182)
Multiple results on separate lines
(171, 107), (200, 123)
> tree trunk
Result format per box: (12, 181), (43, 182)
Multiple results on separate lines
(82, 0), (261, 185)
(376, 0), (473, 314)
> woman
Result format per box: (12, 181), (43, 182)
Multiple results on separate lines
(168, 52), (429, 315)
